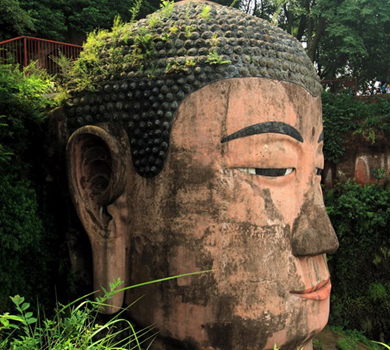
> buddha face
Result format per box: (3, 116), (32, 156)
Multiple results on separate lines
(123, 77), (339, 350)
(68, 76), (338, 350)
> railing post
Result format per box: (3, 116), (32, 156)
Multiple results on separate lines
(1, 36), (82, 73)
(23, 36), (27, 68)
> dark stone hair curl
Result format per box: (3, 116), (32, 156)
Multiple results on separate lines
(65, 0), (321, 178)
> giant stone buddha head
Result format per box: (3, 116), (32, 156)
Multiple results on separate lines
(65, 1), (339, 349)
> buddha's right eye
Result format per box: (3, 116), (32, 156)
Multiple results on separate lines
(237, 168), (295, 177)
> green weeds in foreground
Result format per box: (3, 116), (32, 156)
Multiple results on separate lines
(0, 272), (207, 350)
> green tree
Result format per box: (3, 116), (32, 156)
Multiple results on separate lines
(325, 181), (390, 340)
(13, 0), (240, 43)
(317, 0), (390, 90)
(241, 0), (338, 62)
(0, 0), (35, 40)
(19, 0), (67, 41)
(17, 0), (163, 43)
(243, 0), (390, 92)
(0, 64), (69, 314)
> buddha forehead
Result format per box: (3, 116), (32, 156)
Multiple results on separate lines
(64, 0), (321, 177)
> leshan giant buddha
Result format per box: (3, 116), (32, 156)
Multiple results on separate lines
(64, 1), (339, 349)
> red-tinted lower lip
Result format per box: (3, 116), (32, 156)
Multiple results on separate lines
(290, 278), (331, 301)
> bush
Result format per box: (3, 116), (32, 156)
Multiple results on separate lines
(0, 64), (69, 314)
(325, 180), (390, 340)
(0, 273), (204, 349)
(0, 174), (50, 312)
(322, 92), (362, 164)
(0, 279), (156, 350)
(0, 63), (55, 167)
(322, 92), (390, 163)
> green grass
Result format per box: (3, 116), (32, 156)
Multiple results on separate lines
(0, 271), (209, 350)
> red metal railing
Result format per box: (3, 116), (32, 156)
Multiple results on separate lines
(0, 36), (82, 74)
(321, 78), (357, 95)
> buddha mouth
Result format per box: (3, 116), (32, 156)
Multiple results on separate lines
(290, 278), (331, 301)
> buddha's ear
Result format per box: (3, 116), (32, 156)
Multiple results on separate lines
(66, 123), (131, 314)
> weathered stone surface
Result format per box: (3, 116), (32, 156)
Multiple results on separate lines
(65, 1), (338, 349)
(323, 136), (390, 187)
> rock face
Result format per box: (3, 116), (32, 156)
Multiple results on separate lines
(64, 1), (338, 349)
(324, 135), (390, 187)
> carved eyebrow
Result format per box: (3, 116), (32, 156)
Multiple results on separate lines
(221, 121), (303, 143)
(318, 131), (324, 143)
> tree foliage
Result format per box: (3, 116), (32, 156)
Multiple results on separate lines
(0, 64), (54, 161)
(0, 0), (240, 43)
(0, 0), (157, 42)
(2, 0), (389, 91)
(0, 64), (68, 314)
(317, 0), (390, 89)
(322, 92), (390, 164)
(321, 91), (360, 164)
(325, 181), (390, 341)
(0, 0), (35, 40)
(241, 0), (390, 92)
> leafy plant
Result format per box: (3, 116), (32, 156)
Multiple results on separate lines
(129, 0), (144, 22)
(134, 27), (153, 53)
(185, 25), (194, 38)
(326, 181), (390, 340)
(0, 279), (151, 350)
(185, 57), (196, 67)
(205, 50), (231, 65)
(337, 338), (358, 350)
(0, 116), (12, 163)
(200, 5), (211, 20)
(169, 24), (178, 34)
(159, 0), (174, 18)
(322, 92), (390, 164)
(210, 33), (220, 47)
(321, 91), (361, 163)
(329, 327), (381, 350)
(375, 342), (390, 350)
(0, 62), (70, 316)
(312, 339), (323, 350)
(0, 61), (56, 170)
(371, 168), (386, 182)
(0, 273), (208, 349)
(148, 13), (159, 27)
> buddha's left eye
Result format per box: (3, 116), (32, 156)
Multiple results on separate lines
(316, 168), (323, 176)
(237, 168), (294, 177)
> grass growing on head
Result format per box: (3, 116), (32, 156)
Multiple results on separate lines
(185, 57), (196, 67)
(169, 24), (178, 34)
(129, 0), (144, 22)
(185, 25), (194, 38)
(70, 28), (110, 91)
(133, 27), (155, 60)
(210, 33), (220, 47)
(148, 13), (160, 28)
(206, 50), (231, 65)
(160, 0), (175, 17)
(200, 5), (211, 20)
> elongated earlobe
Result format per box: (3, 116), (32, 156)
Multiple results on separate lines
(67, 123), (131, 314)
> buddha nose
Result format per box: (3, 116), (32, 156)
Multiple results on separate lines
(291, 185), (339, 257)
